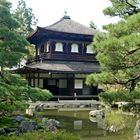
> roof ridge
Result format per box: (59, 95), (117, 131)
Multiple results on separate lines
(46, 18), (64, 28)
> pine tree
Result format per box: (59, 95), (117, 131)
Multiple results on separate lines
(86, 0), (140, 103)
(0, 0), (52, 115)
(103, 0), (140, 17)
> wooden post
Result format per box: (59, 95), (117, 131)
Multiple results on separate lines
(38, 72), (39, 87)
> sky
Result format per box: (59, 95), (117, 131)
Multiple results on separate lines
(10, 0), (120, 30)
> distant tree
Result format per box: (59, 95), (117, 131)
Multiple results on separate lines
(13, 0), (37, 61)
(0, 0), (52, 116)
(89, 20), (97, 29)
(86, 0), (140, 103)
(13, 0), (38, 37)
(0, 0), (28, 70)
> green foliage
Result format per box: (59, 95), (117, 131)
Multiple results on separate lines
(121, 102), (140, 112)
(28, 87), (52, 102)
(99, 89), (140, 105)
(0, 116), (17, 128)
(13, 0), (37, 59)
(103, 0), (140, 18)
(86, 72), (115, 86)
(25, 45), (36, 60)
(89, 20), (97, 29)
(0, 71), (52, 115)
(87, 0), (140, 104)
(0, 0), (52, 115)
(0, 0), (29, 68)
(105, 111), (125, 129)
(13, 0), (38, 37)
(0, 131), (80, 140)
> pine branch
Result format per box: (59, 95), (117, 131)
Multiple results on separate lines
(125, 0), (137, 8)
(128, 46), (140, 55)
(0, 72), (10, 84)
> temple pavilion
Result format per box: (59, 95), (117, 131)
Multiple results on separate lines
(18, 15), (100, 100)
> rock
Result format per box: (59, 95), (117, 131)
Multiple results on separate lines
(89, 110), (105, 118)
(107, 125), (118, 132)
(47, 125), (57, 131)
(4, 128), (17, 134)
(35, 104), (44, 112)
(16, 120), (39, 134)
(42, 117), (48, 125)
(44, 119), (60, 131)
(14, 115), (25, 123)
(26, 105), (35, 116)
(0, 128), (6, 135)
(134, 120), (140, 140)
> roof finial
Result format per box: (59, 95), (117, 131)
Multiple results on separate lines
(64, 9), (67, 15)
(62, 9), (71, 19)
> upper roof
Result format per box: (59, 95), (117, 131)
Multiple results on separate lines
(44, 15), (96, 35)
(27, 15), (96, 44)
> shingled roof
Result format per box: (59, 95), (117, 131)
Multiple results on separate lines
(44, 15), (96, 35)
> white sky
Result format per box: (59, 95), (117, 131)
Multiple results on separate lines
(10, 0), (119, 30)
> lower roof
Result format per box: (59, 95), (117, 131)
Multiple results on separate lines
(18, 60), (100, 74)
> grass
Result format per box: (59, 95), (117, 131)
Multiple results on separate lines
(0, 131), (80, 140)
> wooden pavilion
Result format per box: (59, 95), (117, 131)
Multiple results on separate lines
(18, 15), (100, 100)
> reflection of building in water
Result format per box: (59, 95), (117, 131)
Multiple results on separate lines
(97, 116), (105, 129)
(72, 119), (106, 136)
(74, 120), (82, 130)
(46, 111), (106, 137)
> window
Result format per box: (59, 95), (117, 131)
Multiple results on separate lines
(59, 80), (67, 88)
(71, 43), (79, 53)
(55, 42), (63, 52)
(45, 43), (49, 52)
(74, 79), (83, 89)
(37, 47), (40, 55)
(86, 44), (94, 54)
(31, 79), (34, 86)
(39, 79), (43, 88)
(48, 80), (56, 85)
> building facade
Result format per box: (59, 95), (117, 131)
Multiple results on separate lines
(18, 15), (100, 100)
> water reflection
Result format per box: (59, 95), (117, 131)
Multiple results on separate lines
(45, 110), (106, 137)
(43, 109), (135, 140)
(74, 120), (82, 130)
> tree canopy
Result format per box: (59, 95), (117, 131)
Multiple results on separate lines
(0, 0), (52, 115)
(103, 0), (140, 17)
(86, 0), (140, 103)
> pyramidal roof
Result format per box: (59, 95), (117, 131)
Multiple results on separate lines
(44, 15), (96, 35)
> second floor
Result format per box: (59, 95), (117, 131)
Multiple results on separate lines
(34, 39), (97, 62)
(27, 15), (97, 63)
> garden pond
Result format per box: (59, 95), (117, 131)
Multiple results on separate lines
(43, 109), (140, 140)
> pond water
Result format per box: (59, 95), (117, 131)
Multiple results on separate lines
(43, 109), (138, 140)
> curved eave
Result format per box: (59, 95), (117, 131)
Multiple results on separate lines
(15, 61), (100, 74)
(27, 26), (95, 45)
